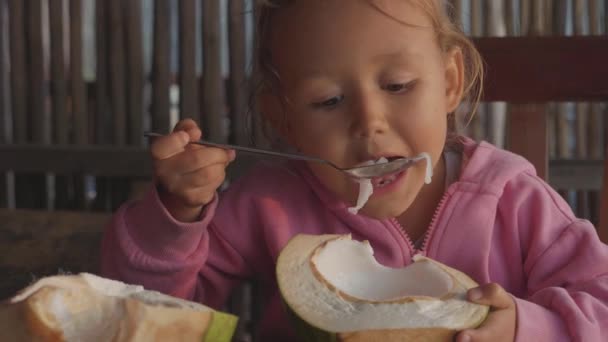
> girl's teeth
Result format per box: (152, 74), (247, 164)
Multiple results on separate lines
(375, 174), (398, 188)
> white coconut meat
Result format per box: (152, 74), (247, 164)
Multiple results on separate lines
(0, 273), (237, 342)
(347, 153), (434, 214)
(276, 234), (488, 333)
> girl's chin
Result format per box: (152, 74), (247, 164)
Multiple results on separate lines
(357, 202), (409, 219)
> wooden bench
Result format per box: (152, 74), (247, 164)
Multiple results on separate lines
(0, 209), (109, 300)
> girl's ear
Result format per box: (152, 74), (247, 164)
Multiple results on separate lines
(444, 47), (465, 114)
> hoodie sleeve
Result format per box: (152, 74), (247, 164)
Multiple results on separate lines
(501, 172), (608, 342)
(100, 185), (253, 309)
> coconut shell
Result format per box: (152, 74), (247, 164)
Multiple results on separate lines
(0, 273), (237, 342)
(277, 234), (489, 341)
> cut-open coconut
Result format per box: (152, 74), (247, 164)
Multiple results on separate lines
(276, 234), (489, 341)
(0, 273), (237, 342)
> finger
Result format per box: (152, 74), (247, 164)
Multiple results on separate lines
(176, 164), (228, 189)
(457, 309), (513, 342)
(150, 131), (190, 160)
(173, 118), (202, 141)
(467, 283), (514, 310)
(157, 146), (234, 176)
(165, 168), (227, 206)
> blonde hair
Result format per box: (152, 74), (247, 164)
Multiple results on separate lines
(252, 0), (484, 142)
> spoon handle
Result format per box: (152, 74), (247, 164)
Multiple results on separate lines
(144, 132), (328, 164)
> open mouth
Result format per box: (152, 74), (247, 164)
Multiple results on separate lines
(372, 172), (402, 188)
(364, 156), (404, 188)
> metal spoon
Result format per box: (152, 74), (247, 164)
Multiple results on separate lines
(144, 132), (424, 179)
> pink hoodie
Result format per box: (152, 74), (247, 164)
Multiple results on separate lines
(101, 138), (608, 341)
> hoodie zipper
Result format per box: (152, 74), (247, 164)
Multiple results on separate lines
(390, 190), (451, 256)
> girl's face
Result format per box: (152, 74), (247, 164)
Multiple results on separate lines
(264, 0), (464, 219)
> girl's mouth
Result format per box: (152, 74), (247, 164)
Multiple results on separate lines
(371, 170), (406, 191)
(373, 172), (400, 188)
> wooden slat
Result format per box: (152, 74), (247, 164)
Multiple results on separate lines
(202, 0), (225, 142)
(27, 0), (46, 144)
(8, 0), (27, 143)
(573, 1), (590, 219)
(600, 155), (608, 243)
(179, 0), (198, 121)
(49, 0), (68, 144)
(24, 0), (50, 210)
(549, 159), (604, 190)
(0, 0), (15, 209)
(0, 208), (109, 300)
(95, 0), (109, 144)
(125, 0), (143, 146)
(70, 0), (87, 145)
(0, 0), (6, 143)
(474, 36), (608, 103)
(0, 144), (152, 177)
(152, 0), (171, 132)
(228, 0), (248, 146)
(520, 0), (531, 35)
(108, 0), (126, 145)
(0, 142), (601, 190)
(507, 104), (548, 180)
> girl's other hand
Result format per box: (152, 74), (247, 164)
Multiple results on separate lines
(455, 283), (517, 342)
(151, 119), (236, 222)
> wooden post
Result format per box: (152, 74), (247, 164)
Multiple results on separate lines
(588, 0), (605, 227)
(228, 0), (248, 146)
(8, 0), (27, 144)
(508, 104), (549, 180)
(108, 0), (126, 146)
(505, 0), (549, 181)
(486, 0), (507, 149)
(49, 0), (70, 210)
(152, 0), (171, 132)
(70, 0), (87, 145)
(573, 0), (590, 219)
(49, 0), (67, 145)
(94, 0), (111, 211)
(0, 0), (15, 209)
(601, 149), (608, 243)
(95, 0), (109, 145)
(201, 0), (225, 143)
(69, 0), (88, 210)
(125, 0), (144, 147)
(179, 0), (198, 122)
(469, 0), (485, 141)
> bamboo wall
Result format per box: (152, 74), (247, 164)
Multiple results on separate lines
(0, 1), (606, 220)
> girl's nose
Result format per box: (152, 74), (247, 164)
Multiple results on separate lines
(350, 92), (390, 139)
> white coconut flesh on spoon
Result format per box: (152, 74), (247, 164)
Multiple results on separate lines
(348, 153), (433, 215)
(276, 234), (489, 341)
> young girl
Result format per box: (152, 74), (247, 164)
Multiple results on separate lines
(101, 0), (608, 341)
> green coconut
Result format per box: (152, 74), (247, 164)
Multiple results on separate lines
(0, 273), (237, 342)
(277, 234), (489, 342)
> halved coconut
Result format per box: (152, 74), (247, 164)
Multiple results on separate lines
(0, 273), (237, 342)
(276, 234), (489, 341)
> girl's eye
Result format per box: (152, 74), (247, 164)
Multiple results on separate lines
(312, 95), (344, 109)
(383, 81), (414, 93)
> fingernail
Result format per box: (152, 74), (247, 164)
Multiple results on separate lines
(460, 334), (471, 342)
(469, 288), (482, 301)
